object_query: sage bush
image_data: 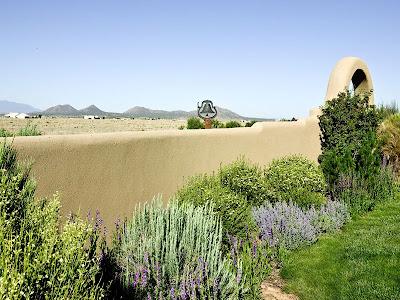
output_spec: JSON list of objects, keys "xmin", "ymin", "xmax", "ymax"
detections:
[{"xmin": 114, "ymin": 199, "xmax": 243, "ymax": 299}]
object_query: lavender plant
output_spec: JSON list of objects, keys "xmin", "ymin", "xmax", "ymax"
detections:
[
  {"xmin": 114, "ymin": 198, "xmax": 243, "ymax": 299},
  {"xmin": 227, "ymin": 235, "xmax": 271, "ymax": 300},
  {"xmin": 253, "ymin": 200, "xmax": 350, "ymax": 250}
]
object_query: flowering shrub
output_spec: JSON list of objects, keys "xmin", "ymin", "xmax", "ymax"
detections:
[
  {"xmin": 114, "ymin": 199, "xmax": 243, "ymax": 299},
  {"xmin": 332, "ymin": 167, "xmax": 396, "ymax": 215},
  {"xmin": 253, "ymin": 200, "xmax": 349, "ymax": 250},
  {"xmin": 227, "ymin": 235, "xmax": 271, "ymax": 300},
  {"xmin": 0, "ymin": 142, "xmax": 104, "ymax": 299},
  {"xmin": 264, "ymin": 155, "xmax": 327, "ymax": 207}
]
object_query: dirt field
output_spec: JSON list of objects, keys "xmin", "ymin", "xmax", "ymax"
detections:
[{"xmin": 0, "ymin": 117, "xmax": 187, "ymax": 135}]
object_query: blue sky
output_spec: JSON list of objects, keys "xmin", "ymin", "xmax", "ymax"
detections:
[{"xmin": 1, "ymin": 0, "xmax": 399, "ymax": 118}]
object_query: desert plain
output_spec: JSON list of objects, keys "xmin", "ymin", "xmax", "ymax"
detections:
[{"xmin": 0, "ymin": 117, "xmax": 189, "ymax": 135}]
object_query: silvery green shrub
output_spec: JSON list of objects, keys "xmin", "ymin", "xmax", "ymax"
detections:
[
  {"xmin": 0, "ymin": 141, "xmax": 104, "ymax": 299},
  {"xmin": 114, "ymin": 198, "xmax": 244, "ymax": 299},
  {"xmin": 264, "ymin": 155, "xmax": 327, "ymax": 207},
  {"xmin": 253, "ymin": 200, "xmax": 349, "ymax": 250}
]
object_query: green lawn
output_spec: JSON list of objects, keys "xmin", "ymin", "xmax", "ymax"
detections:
[{"xmin": 281, "ymin": 195, "xmax": 400, "ymax": 300}]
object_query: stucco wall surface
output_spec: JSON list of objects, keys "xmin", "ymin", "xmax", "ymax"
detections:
[
  {"xmin": 12, "ymin": 117, "xmax": 321, "ymax": 229},
  {"xmin": 325, "ymin": 56, "xmax": 374, "ymax": 103}
]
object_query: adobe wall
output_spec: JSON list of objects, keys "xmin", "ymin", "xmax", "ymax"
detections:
[
  {"xmin": 10, "ymin": 56, "xmax": 373, "ymax": 230},
  {"xmin": 13, "ymin": 116, "xmax": 320, "ymax": 229}
]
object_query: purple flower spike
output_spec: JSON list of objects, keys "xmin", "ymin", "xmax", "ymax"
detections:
[
  {"xmin": 141, "ymin": 266, "xmax": 148, "ymax": 288},
  {"xmin": 170, "ymin": 287, "xmax": 176, "ymax": 300},
  {"xmin": 179, "ymin": 281, "xmax": 188, "ymax": 300},
  {"xmin": 133, "ymin": 271, "xmax": 140, "ymax": 288},
  {"xmin": 252, "ymin": 239, "xmax": 257, "ymax": 258}
]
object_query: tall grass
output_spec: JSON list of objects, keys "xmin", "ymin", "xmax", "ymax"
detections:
[
  {"xmin": 1, "ymin": 122, "xmax": 42, "ymax": 137},
  {"xmin": 0, "ymin": 128, "xmax": 13, "ymax": 137},
  {"xmin": 17, "ymin": 122, "xmax": 42, "ymax": 136},
  {"xmin": 378, "ymin": 113, "xmax": 400, "ymax": 175},
  {"xmin": 377, "ymin": 101, "xmax": 399, "ymax": 120}
]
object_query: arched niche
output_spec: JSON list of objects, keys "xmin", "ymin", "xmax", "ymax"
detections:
[{"xmin": 325, "ymin": 57, "xmax": 374, "ymax": 104}]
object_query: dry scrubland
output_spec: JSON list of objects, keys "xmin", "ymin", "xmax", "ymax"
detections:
[{"xmin": 0, "ymin": 117, "xmax": 189, "ymax": 135}]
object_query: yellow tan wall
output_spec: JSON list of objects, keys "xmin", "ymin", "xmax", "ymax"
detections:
[
  {"xmin": 325, "ymin": 56, "xmax": 374, "ymax": 104},
  {"xmin": 13, "ymin": 116, "xmax": 321, "ymax": 229}
]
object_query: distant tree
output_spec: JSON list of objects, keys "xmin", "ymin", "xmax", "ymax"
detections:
[
  {"xmin": 211, "ymin": 119, "xmax": 225, "ymax": 128},
  {"xmin": 245, "ymin": 120, "xmax": 257, "ymax": 127},
  {"xmin": 225, "ymin": 120, "xmax": 242, "ymax": 128}
]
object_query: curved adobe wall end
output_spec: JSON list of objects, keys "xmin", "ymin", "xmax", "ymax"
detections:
[{"xmin": 325, "ymin": 57, "xmax": 374, "ymax": 104}]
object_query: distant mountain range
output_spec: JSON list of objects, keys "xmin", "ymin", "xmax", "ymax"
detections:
[
  {"xmin": 123, "ymin": 106, "xmax": 246, "ymax": 120},
  {"xmin": 1, "ymin": 100, "xmax": 272, "ymax": 120},
  {"xmin": 0, "ymin": 100, "xmax": 41, "ymax": 114}
]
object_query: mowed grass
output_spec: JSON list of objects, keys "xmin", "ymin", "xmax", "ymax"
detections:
[{"xmin": 281, "ymin": 195, "xmax": 400, "ymax": 300}]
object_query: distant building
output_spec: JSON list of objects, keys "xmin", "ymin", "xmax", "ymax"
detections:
[
  {"xmin": 4, "ymin": 112, "xmax": 31, "ymax": 119},
  {"xmin": 4, "ymin": 112, "xmax": 19, "ymax": 118},
  {"xmin": 83, "ymin": 115, "xmax": 100, "ymax": 120},
  {"xmin": 16, "ymin": 113, "xmax": 30, "ymax": 119}
]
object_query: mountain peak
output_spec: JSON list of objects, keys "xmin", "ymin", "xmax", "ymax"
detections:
[
  {"xmin": 43, "ymin": 104, "xmax": 79, "ymax": 115},
  {"xmin": 79, "ymin": 105, "xmax": 105, "ymax": 115},
  {"xmin": 0, "ymin": 100, "xmax": 41, "ymax": 113}
]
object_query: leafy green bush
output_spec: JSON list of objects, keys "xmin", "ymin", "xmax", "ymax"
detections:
[
  {"xmin": 219, "ymin": 157, "xmax": 278, "ymax": 206},
  {"xmin": 211, "ymin": 118, "xmax": 225, "ymax": 128},
  {"xmin": 225, "ymin": 120, "xmax": 242, "ymax": 128},
  {"xmin": 114, "ymin": 199, "xmax": 243, "ymax": 299},
  {"xmin": 176, "ymin": 174, "xmax": 255, "ymax": 240},
  {"xmin": 318, "ymin": 90, "xmax": 381, "ymax": 187},
  {"xmin": 245, "ymin": 120, "xmax": 257, "ymax": 127},
  {"xmin": 317, "ymin": 90, "xmax": 396, "ymax": 214},
  {"xmin": 0, "ymin": 142, "xmax": 35, "ymax": 229},
  {"xmin": 17, "ymin": 122, "xmax": 42, "ymax": 136},
  {"xmin": 0, "ymin": 142, "xmax": 104, "ymax": 299},
  {"xmin": 187, "ymin": 117, "xmax": 204, "ymax": 129},
  {"xmin": 0, "ymin": 128, "xmax": 13, "ymax": 137},
  {"xmin": 264, "ymin": 155, "xmax": 327, "ymax": 207}
]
